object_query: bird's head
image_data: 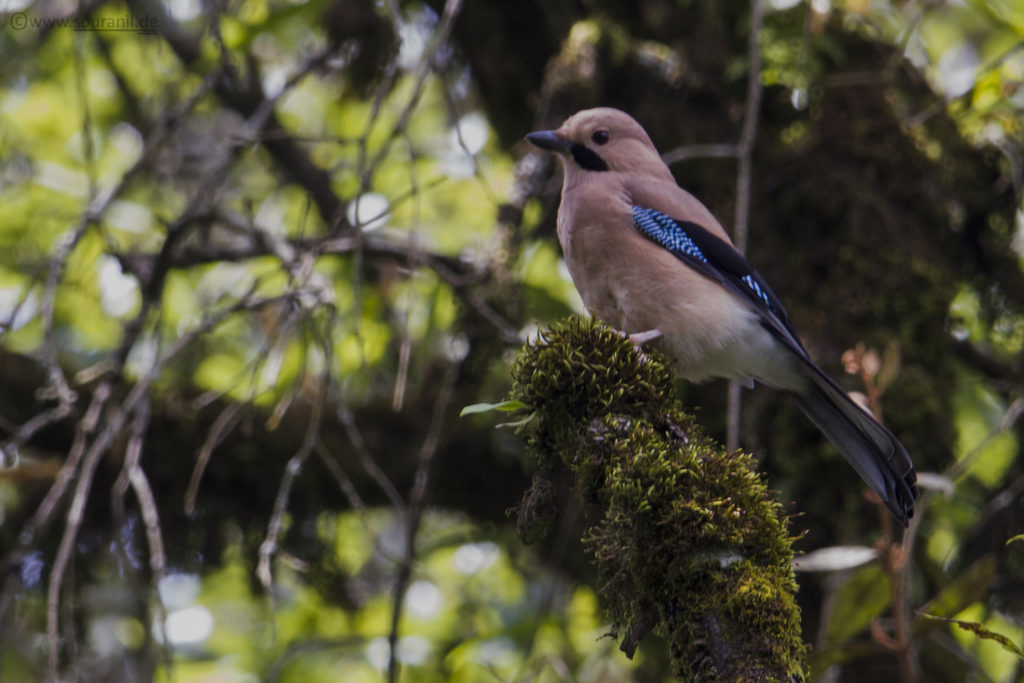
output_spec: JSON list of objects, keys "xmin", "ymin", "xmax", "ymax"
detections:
[{"xmin": 525, "ymin": 108, "xmax": 669, "ymax": 179}]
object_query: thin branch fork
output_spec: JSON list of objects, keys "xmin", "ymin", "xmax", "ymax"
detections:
[
  {"xmin": 256, "ymin": 373, "xmax": 327, "ymax": 597},
  {"xmin": 386, "ymin": 362, "xmax": 459, "ymax": 683}
]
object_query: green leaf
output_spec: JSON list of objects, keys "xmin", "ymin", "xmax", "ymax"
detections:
[
  {"xmin": 460, "ymin": 400, "xmax": 531, "ymax": 417},
  {"xmin": 792, "ymin": 545, "xmax": 878, "ymax": 572},
  {"xmin": 496, "ymin": 411, "xmax": 536, "ymax": 429},
  {"xmin": 825, "ymin": 564, "xmax": 890, "ymax": 641},
  {"xmin": 916, "ymin": 555, "xmax": 996, "ymax": 626},
  {"xmin": 1006, "ymin": 534, "xmax": 1024, "ymax": 547},
  {"xmin": 916, "ymin": 612, "xmax": 1024, "ymax": 659}
]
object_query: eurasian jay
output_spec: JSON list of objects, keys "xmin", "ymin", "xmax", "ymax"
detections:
[{"xmin": 526, "ymin": 107, "xmax": 918, "ymax": 525}]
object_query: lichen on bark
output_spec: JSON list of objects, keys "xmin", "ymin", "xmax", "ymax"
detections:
[{"xmin": 507, "ymin": 317, "xmax": 807, "ymax": 681}]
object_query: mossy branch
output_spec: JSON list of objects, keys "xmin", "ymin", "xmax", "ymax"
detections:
[{"xmin": 506, "ymin": 318, "xmax": 807, "ymax": 681}]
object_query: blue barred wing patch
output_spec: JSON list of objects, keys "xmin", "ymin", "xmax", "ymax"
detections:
[
  {"xmin": 742, "ymin": 274, "xmax": 772, "ymax": 308},
  {"xmin": 632, "ymin": 206, "xmax": 707, "ymax": 263}
]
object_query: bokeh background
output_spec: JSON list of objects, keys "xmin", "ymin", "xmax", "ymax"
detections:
[{"xmin": 0, "ymin": 0, "xmax": 1022, "ymax": 680}]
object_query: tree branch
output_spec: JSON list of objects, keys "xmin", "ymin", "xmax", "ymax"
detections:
[
  {"xmin": 504, "ymin": 319, "xmax": 806, "ymax": 680},
  {"xmin": 125, "ymin": 0, "xmax": 346, "ymax": 227}
]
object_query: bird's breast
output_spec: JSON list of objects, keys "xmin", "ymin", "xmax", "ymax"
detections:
[{"xmin": 555, "ymin": 187, "xmax": 801, "ymax": 387}]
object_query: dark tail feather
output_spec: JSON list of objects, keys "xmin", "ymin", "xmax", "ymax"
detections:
[{"xmin": 789, "ymin": 365, "xmax": 918, "ymax": 526}]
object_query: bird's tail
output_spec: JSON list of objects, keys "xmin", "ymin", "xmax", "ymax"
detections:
[{"xmin": 788, "ymin": 364, "xmax": 918, "ymax": 526}]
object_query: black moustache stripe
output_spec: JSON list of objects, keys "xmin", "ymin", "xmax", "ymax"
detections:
[{"xmin": 570, "ymin": 143, "xmax": 610, "ymax": 172}]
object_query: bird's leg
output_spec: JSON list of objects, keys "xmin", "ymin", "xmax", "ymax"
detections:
[
  {"xmin": 610, "ymin": 327, "xmax": 663, "ymax": 346},
  {"xmin": 628, "ymin": 328, "xmax": 663, "ymax": 346},
  {"xmin": 611, "ymin": 328, "xmax": 663, "ymax": 365}
]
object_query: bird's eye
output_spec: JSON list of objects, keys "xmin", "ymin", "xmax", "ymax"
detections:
[{"xmin": 591, "ymin": 130, "xmax": 609, "ymax": 145}]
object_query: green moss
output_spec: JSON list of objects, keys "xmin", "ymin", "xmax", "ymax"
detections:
[{"xmin": 507, "ymin": 318, "xmax": 807, "ymax": 681}]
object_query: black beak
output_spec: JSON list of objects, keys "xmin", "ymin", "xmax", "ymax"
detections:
[{"xmin": 526, "ymin": 129, "xmax": 572, "ymax": 152}]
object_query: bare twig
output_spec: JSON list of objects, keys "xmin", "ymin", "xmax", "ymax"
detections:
[
  {"xmin": 662, "ymin": 143, "xmax": 740, "ymax": 166},
  {"xmin": 392, "ymin": 135, "xmax": 424, "ymax": 412},
  {"xmin": 872, "ymin": 492, "xmax": 917, "ymax": 683},
  {"xmin": 313, "ymin": 440, "xmax": 408, "ymax": 569},
  {"xmin": 111, "ymin": 398, "xmax": 174, "ymax": 677},
  {"xmin": 73, "ymin": 31, "xmax": 98, "ymax": 201},
  {"xmin": 386, "ymin": 362, "xmax": 458, "ymax": 683},
  {"xmin": 727, "ymin": 0, "xmax": 765, "ymax": 451},
  {"xmin": 38, "ymin": 224, "xmax": 87, "ymax": 413},
  {"xmin": 438, "ymin": 67, "xmax": 499, "ymax": 203},
  {"xmin": 46, "ymin": 381, "xmax": 115, "ymax": 680},
  {"xmin": 23, "ymin": 384, "xmax": 111, "ymax": 551},
  {"xmin": 314, "ymin": 440, "xmax": 370, "ymax": 523},
  {"xmin": 843, "ymin": 342, "xmax": 918, "ymax": 682},
  {"xmin": 362, "ymin": 0, "xmax": 465, "ymax": 183},
  {"xmin": 947, "ymin": 396, "xmax": 1024, "ymax": 481},
  {"xmin": 0, "ymin": 402, "xmax": 74, "ymax": 467},
  {"xmin": 185, "ymin": 402, "xmax": 246, "ymax": 516},
  {"xmin": 256, "ymin": 322, "xmax": 334, "ymax": 602},
  {"xmin": 333, "ymin": 396, "xmax": 406, "ymax": 513}
]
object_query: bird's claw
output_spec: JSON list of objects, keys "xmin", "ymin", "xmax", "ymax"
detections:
[{"xmin": 628, "ymin": 329, "xmax": 663, "ymax": 346}]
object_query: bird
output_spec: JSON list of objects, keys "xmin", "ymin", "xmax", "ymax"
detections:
[{"xmin": 526, "ymin": 107, "xmax": 918, "ymax": 525}]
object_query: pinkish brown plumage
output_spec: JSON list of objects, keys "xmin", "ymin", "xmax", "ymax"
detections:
[{"xmin": 527, "ymin": 107, "xmax": 917, "ymax": 524}]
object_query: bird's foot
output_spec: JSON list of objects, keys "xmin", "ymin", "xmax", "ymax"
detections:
[
  {"xmin": 628, "ymin": 329, "xmax": 663, "ymax": 346},
  {"xmin": 612, "ymin": 328, "xmax": 663, "ymax": 366}
]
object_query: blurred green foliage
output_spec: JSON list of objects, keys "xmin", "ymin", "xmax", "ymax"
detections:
[{"xmin": 0, "ymin": 0, "xmax": 1022, "ymax": 681}]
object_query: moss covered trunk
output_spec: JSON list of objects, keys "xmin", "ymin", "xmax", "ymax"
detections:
[{"xmin": 508, "ymin": 319, "xmax": 806, "ymax": 681}]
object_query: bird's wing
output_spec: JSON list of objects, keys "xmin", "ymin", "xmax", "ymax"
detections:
[
  {"xmin": 629, "ymin": 203, "xmax": 917, "ymax": 522},
  {"xmin": 630, "ymin": 205, "xmax": 807, "ymax": 357}
]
